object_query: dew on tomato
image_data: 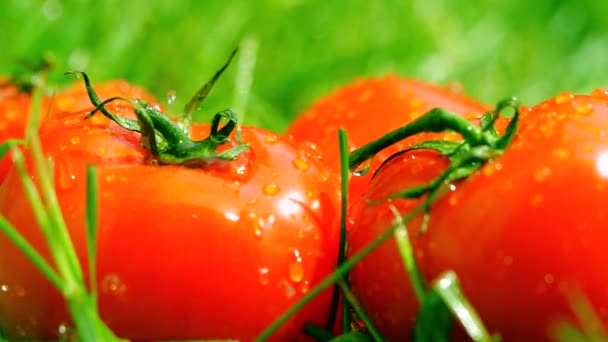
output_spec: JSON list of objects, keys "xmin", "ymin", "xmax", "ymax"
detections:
[{"xmin": 348, "ymin": 92, "xmax": 608, "ymax": 341}]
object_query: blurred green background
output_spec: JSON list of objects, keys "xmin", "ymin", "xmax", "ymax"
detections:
[{"xmin": 2, "ymin": 0, "xmax": 608, "ymax": 132}]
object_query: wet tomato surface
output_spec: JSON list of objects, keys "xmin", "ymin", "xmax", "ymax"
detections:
[
  {"xmin": 348, "ymin": 90, "xmax": 608, "ymax": 340},
  {"xmin": 0, "ymin": 104, "xmax": 341, "ymax": 340},
  {"xmin": 288, "ymin": 75, "xmax": 489, "ymax": 203}
]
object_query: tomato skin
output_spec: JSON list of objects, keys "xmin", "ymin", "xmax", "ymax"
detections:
[
  {"xmin": 348, "ymin": 93, "xmax": 608, "ymax": 340},
  {"xmin": 0, "ymin": 79, "xmax": 159, "ymax": 183},
  {"xmin": 287, "ymin": 74, "xmax": 489, "ymax": 203},
  {"xmin": 0, "ymin": 111, "xmax": 341, "ymax": 340}
]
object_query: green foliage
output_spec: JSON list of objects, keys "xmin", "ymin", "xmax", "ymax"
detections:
[{"xmin": 2, "ymin": 0, "xmax": 608, "ymax": 132}]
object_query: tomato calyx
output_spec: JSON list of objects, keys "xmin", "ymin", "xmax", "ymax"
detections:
[
  {"xmin": 349, "ymin": 98, "xmax": 520, "ymax": 232},
  {"xmin": 66, "ymin": 49, "xmax": 251, "ymax": 167}
]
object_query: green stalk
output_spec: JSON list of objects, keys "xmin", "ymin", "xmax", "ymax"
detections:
[
  {"xmin": 433, "ymin": 272, "xmax": 493, "ymax": 342},
  {"xmin": 0, "ymin": 215, "xmax": 64, "ymax": 291},
  {"xmin": 336, "ymin": 278, "xmax": 382, "ymax": 341},
  {"xmin": 86, "ymin": 165, "xmax": 99, "ymax": 310},
  {"xmin": 255, "ymin": 190, "xmax": 441, "ymax": 341}
]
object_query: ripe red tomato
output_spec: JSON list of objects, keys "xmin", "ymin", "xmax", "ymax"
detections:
[
  {"xmin": 0, "ymin": 78, "xmax": 159, "ymax": 183},
  {"xmin": 348, "ymin": 90, "xmax": 608, "ymax": 340},
  {"xmin": 0, "ymin": 103, "xmax": 341, "ymax": 340},
  {"xmin": 287, "ymin": 75, "xmax": 489, "ymax": 203}
]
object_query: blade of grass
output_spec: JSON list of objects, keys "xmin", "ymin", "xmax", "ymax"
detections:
[
  {"xmin": 0, "ymin": 139, "xmax": 24, "ymax": 159},
  {"xmin": 433, "ymin": 271, "xmax": 493, "ymax": 342},
  {"xmin": 336, "ymin": 278, "xmax": 382, "ymax": 341},
  {"xmin": 85, "ymin": 165, "xmax": 99, "ymax": 310},
  {"xmin": 303, "ymin": 322, "xmax": 335, "ymax": 341},
  {"xmin": 232, "ymin": 34, "xmax": 258, "ymax": 125},
  {"xmin": 255, "ymin": 187, "xmax": 447, "ymax": 341},
  {"xmin": 25, "ymin": 87, "xmax": 85, "ymax": 289},
  {"xmin": 326, "ymin": 128, "xmax": 351, "ymax": 331},
  {"xmin": 390, "ymin": 205, "xmax": 426, "ymax": 303},
  {"xmin": 0, "ymin": 214, "xmax": 64, "ymax": 291}
]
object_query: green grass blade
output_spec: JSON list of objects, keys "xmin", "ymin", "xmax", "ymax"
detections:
[
  {"xmin": 255, "ymin": 188, "xmax": 443, "ymax": 341},
  {"xmin": 0, "ymin": 214, "xmax": 64, "ymax": 291},
  {"xmin": 85, "ymin": 165, "xmax": 99, "ymax": 309},
  {"xmin": 232, "ymin": 34, "xmax": 258, "ymax": 125},
  {"xmin": 0, "ymin": 139, "xmax": 24, "ymax": 159},
  {"xmin": 336, "ymin": 278, "xmax": 382, "ymax": 341},
  {"xmin": 25, "ymin": 88, "xmax": 85, "ymax": 288},
  {"xmin": 390, "ymin": 206, "xmax": 427, "ymax": 303},
  {"xmin": 432, "ymin": 271, "xmax": 493, "ymax": 342}
]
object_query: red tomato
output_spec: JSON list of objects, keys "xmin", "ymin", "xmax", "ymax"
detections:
[
  {"xmin": 348, "ymin": 90, "xmax": 608, "ymax": 340},
  {"xmin": 0, "ymin": 78, "xmax": 159, "ymax": 183},
  {"xmin": 287, "ymin": 74, "xmax": 489, "ymax": 203},
  {"xmin": 0, "ymin": 104, "xmax": 341, "ymax": 340}
]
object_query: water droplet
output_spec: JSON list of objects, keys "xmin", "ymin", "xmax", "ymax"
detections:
[
  {"xmin": 318, "ymin": 172, "xmax": 329, "ymax": 183},
  {"xmin": 56, "ymin": 160, "xmax": 77, "ymax": 190},
  {"xmin": 288, "ymin": 262, "xmax": 304, "ymax": 283},
  {"xmin": 58, "ymin": 323, "xmax": 69, "ymax": 335},
  {"xmin": 1, "ymin": 284, "xmax": 8, "ymax": 293},
  {"xmin": 281, "ymin": 279, "xmax": 296, "ymax": 298},
  {"xmin": 300, "ymin": 280, "xmax": 310, "ymax": 293},
  {"xmin": 591, "ymin": 88, "xmax": 608, "ymax": 98},
  {"xmin": 101, "ymin": 274, "xmax": 127, "ymax": 294},
  {"xmin": 90, "ymin": 114, "xmax": 107, "ymax": 126},
  {"xmin": 167, "ymin": 90, "xmax": 176, "ymax": 104},
  {"xmin": 224, "ymin": 211, "xmax": 240, "ymax": 222},
  {"xmin": 553, "ymin": 148, "xmax": 570, "ymax": 159},
  {"xmin": 258, "ymin": 267, "xmax": 270, "ymax": 285},
  {"xmin": 576, "ymin": 104, "xmax": 592, "ymax": 114},
  {"xmin": 252, "ymin": 216, "xmax": 264, "ymax": 238},
  {"xmin": 544, "ymin": 273, "xmax": 555, "ymax": 284},
  {"xmin": 353, "ymin": 158, "xmax": 373, "ymax": 176},
  {"xmin": 298, "ymin": 141, "xmax": 323, "ymax": 160},
  {"xmin": 534, "ymin": 167, "xmax": 552, "ymax": 183},
  {"xmin": 449, "ymin": 184, "xmax": 456, "ymax": 191},
  {"xmin": 63, "ymin": 118, "xmax": 80, "ymax": 127},
  {"xmin": 555, "ymin": 92, "xmax": 574, "ymax": 104},
  {"xmin": 70, "ymin": 137, "xmax": 80, "ymax": 145},
  {"xmin": 263, "ymin": 183, "xmax": 280, "ymax": 196},
  {"xmin": 292, "ymin": 157, "xmax": 309, "ymax": 171},
  {"xmin": 264, "ymin": 134, "xmax": 279, "ymax": 145},
  {"xmin": 409, "ymin": 98, "xmax": 423, "ymax": 108},
  {"xmin": 98, "ymin": 147, "xmax": 107, "ymax": 156}
]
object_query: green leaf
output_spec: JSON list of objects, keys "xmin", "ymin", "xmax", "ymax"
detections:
[
  {"xmin": 392, "ymin": 209, "xmax": 426, "ymax": 303},
  {"xmin": 406, "ymin": 140, "xmax": 463, "ymax": 156},
  {"xmin": 432, "ymin": 272, "xmax": 493, "ymax": 342},
  {"xmin": 328, "ymin": 332, "xmax": 374, "ymax": 342},
  {"xmin": 413, "ymin": 288, "xmax": 452, "ymax": 342}
]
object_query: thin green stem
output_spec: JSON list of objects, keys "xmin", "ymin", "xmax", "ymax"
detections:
[
  {"xmin": 85, "ymin": 165, "xmax": 99, "ymax": 310},
  {"xmin": 390, "ymin": 206, "xmax": 427, "ymax": 303},
  {"xmin": 256, "ymin": 189, "xmax": 441, "ymax": 341},
  {"xmin": 181, "ymin": 48, "xmax": 238, "ymax": 129},
  {"xmin": 11, "ymin": 148, "xmax": 52, "ymax": 237},
  {"xmin": 232, "ymin": 35, "xmax": 258, "ymax": 125},
  {"xmin": 349, "ymin": 108, "xmax": 482, "ymax": 171},
  {"xmin": 327, "ymin": 128, "xmax": 351, "ymax": 332},
  {"xmin": 433, "ymin": 271, "xmax": 492, "ymax": 342},
  {"xmin": 336, "ymin": 278, "xmax": 383, "ymax": 341},
  {"xmin": 26, "ymin": 90, "xmax": 85, "ymax": 290},
  {"xmin": 0, "ymin": 215, "xmax": 64, "ymax": 292}
]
